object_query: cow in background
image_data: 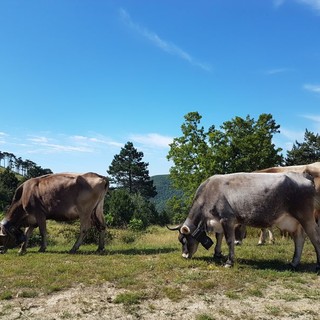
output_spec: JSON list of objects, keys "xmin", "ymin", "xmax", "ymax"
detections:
[
  {"xmin": 235, "ymin": 162, "xmax": 320, "ymax": 246},
  {"xmin": 0, "ymin": 172, "xmax": 108, "ymax": 254},
  {"xmin": 169, "ymin": 172, "xmax": 320, "ymax": 270}
]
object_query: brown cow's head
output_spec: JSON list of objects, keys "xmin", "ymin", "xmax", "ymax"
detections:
[{"xmin": 0, "ymin": 219, "xmax": 26, "ymax": 251}]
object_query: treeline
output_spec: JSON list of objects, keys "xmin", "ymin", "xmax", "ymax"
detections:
[
  {"xmin": 0, "ymin": 151, "xmax": 52, "ymax": 177},
  {"xmin": 1, "ymin": 112, "xmax": 320, "ymax": 229}
]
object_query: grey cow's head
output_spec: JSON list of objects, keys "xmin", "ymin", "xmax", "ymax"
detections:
[{"xmin": 168, "ymin": 219, "xmax": 213, "ymax": 259}]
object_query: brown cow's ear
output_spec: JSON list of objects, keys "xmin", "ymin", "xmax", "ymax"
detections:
[
  {"xmin": 0, "ymin": 226, "xmax": 6, "ymax": 236},
  {"xmin": 180, "ymin": 225, "xmax": 191, "ymax": 235}
]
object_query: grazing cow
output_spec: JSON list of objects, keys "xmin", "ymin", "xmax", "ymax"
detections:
[
  {"xmin": 0, "ymin": 172, "xmax": 108, "ymax": 254},
  {"xmin": 235, "ymin": 162, "xmax": 320, "ymax": 246},
  {"xmin": 169, "ymin": 172, "xmax": 320, "ymax": 270},
  {"xmin": 258, "ymin": 162, "xmax": 320, "ymax": 222}
]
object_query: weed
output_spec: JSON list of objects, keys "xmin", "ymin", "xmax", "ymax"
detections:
[
  {"xmin": 265, "ymin": 305, "xmax": 283, "ymax": 317},
  {"xmin": 0, "ymin": 291, "xmax": 13, "ymax": 300},
  {"xmin": 196, "ymin": 314, "xmax": 216, "ymax": 320},
  {"xmin": 162, "ymin": 287, "xmax": 183, "ymax": 301},
  {"xmin": 114, "ymin": 292, "xmax": 145, "ymax": 305}
]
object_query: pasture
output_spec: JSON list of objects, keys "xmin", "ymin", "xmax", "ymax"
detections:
[{"xmin": 1, "ymin": 223, "xmax": 320, "ymax": 319}]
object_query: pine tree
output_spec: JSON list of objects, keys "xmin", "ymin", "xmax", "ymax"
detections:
[{"xmin": 107, "ymin": 142, "xmax": 157, "ymax": 198}]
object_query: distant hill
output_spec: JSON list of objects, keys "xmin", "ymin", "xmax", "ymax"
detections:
[{"xmin": 151, "ymin": 174, "xmax": 182, "ymax": 212}]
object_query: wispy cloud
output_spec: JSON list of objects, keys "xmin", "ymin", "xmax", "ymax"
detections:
[
  {"xmin": 303, "ymin": 84, "xmax": 320, "ymax": 94},
  {"xmin": 297, "ymin": 0, "xmax": 320, "ymax": 14},
  {"xmin": 264, "ymin": 68, "xmax": 292, "ymax": 75},
  {"xmin": 275, "ymin": 0, "xmax": 320, "ymax": 14},
  {"xmin": 130, "ymin": 133, "xmax": 173, "ymax": 149},
  {"xmin": 273, "ymin": 0, "xmax": 286, "ymax": 8},
  {"xmin": 280, "ymin": 127, "xmax": 305, "ymax": 141},
  {"xmin": 302, "ymin": 114, "xmax": 320, "ymax": 122},
  {"xmin": 119, "ymin": 8, "xmax": 211, "ymax": 72}
]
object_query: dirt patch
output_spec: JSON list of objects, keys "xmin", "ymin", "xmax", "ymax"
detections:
[{"xmin": 1, "ymin": 280, "xmax": 320, "ymax": 320}]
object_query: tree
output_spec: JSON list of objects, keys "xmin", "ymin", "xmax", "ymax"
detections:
[
  {"xmin": 167, "ymin": 112, "xmax": 216, "ymax": 204},
  {"xmin": 23, "ymin": 165, "xmax": 52, "ymax": 180},
  {"xmin": 105, "ymin": 189, "xmax": 135, "ymax": 227},
  {"xmin": 0, "ymin": 167, "xmax": 19, "ymax": 211},
  {"xmin": 210, "ymin": 113, "xmax": 283, "ymax": 173},
  {"xmin": 107, "ymin": 142, "xmax": 157, "ymax": 198},
  {"xmin": 167, "ymin": 112, "xmax": 283, "ymax": 215},
  {"xmin": 285, "ymin": 129, "xmax": 320, "ymax": 165}
]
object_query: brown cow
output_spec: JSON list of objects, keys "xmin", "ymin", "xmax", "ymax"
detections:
[
  {"xmin": 0, "ymin": 172, "xmax": 108, "ymax": 254},
  {"xmin": 235, "ymin": 162, "xmax": 320, "ymax": 245},
  {"xmin": 258, "ymin": 162, "xmax": 320, "ymax": 222}
]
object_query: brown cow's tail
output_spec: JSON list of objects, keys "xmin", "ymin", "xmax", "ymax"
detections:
[{"xmin": 91, "ymin": 205, "xmax": 106, "ymax": 232}]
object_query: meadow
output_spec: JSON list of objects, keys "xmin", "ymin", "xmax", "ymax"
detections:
[{"xmin": 1, "ymin": 223, "xmax": 320, "ymax": 319}]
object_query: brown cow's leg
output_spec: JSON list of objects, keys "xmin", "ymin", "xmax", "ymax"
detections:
[
  {"xmin": 268, "ymin": 228, "xmax": 275, "ymax": 244},
  {"xmin": 70, "ymin": 220, "xmax": 91, "ymax": 253},
  {"xmin": 300, "ymin": 221, "xmax": 320, "ymax": 271},
  {"xmin": 258, "ymin": 228, "xmax": 267, "ymax": 245},
  {"xmin": 290, "ymin": 225, "xmax": 306, "ymax": 268},
  {"xmin": 37, "ymin": 217, "xmax": 48, "ymax": 253},
  {"xmin": 18, "ymin": 226, "xmax": 35, "ymax": 255},
  {"xmin": 97, "ymin": 228, "xmax": 106, "ymax": 253}
]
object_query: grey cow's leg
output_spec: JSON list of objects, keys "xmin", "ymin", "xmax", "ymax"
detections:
[
  {"xmin": 221, "ymin": 219, "xmax": 236, "ymax": 267},
  {"xmin": 213, "ymin": 232, "xmax": 224, "ymax": 259}
]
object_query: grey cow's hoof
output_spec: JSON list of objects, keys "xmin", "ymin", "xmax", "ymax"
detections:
[{"xmin": 224, "ymin": 263, "xmax": 233, "ymax": 268}]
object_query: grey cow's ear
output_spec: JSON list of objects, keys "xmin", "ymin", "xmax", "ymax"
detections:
[{"xmin": 180, "ymin": 225, "xmax": 191, "ymax": 235}]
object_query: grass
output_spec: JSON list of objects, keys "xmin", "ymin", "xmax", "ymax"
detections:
[{"xmin": 0, "ymin": 223, "xmax": 320, "ymax": 312}]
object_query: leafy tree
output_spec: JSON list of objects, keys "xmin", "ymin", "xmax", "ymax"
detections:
[
  {"xmin": 0, "ymin": 168, "xmax": 19, "ymax": 211},
  {"xmin": 105, "ymin": 189, "xmax": 135, "ymax": 227},
  {"xmin": 107, "ymin": 142, "xmax": 157, "ymax": 198},
  {"xmin": 210, "ymin": 113, "xmax": 283, "ymax": 173},
  {"xmin": 167, "ymin": 112, "xmax": 216, "ymax": 204},
  {"xmin": 285, "ymin": 129, "xmax": 320, "ymax": 165},
  {"xmin": 167, "ymin": 112, "xmax": 283, "ymax": 217}
]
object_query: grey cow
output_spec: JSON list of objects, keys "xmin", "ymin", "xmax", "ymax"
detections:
[{"xmin": 169, "ymin": 172, "xmax": 320, "ymax": 271}]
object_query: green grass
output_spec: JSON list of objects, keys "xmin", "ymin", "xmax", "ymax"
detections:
[{"xmin": 0, "ymin": 223, "xmax": 320, "ymax": 309}]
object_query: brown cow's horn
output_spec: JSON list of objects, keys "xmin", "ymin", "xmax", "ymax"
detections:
[{"xmin": 166, "ymin": 224, "xmax": 182, "ymax": 231}]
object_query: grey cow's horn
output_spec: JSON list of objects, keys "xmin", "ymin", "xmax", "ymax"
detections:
[{"xmin": 166, "ymin": 224, "xmax": 182, "ymax": 231}]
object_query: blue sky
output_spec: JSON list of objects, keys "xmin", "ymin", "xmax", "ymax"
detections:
[{"xmin": 0, "ymin": 0, "xmax": 320, "ymax": 177}]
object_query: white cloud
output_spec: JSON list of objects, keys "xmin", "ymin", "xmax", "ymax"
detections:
[
  {"xmin": 297, "ymin": 0, "xmax": 320, "ymax": 13},
  {"xmin": 129, "ymin": 133, "xmax": 173, "ymax": 149},
  {"xmin": 119, "ymin": 8, "xmax": 212, "ymax": 72},
  {"xmin": 303, "ymin": 84, "xmax": 320, "ymax": 93},
  {"xmin": 274, "ymin": 0, "xmax": 320, "ymax": 14},
  {"xmin": 273, "ymin": 0, "xmax": 286, "ymax": 8}
]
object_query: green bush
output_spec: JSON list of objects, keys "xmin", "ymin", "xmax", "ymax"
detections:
[{"xmin": 128, "ymin": 218, "xmax": 144, "ymax": 231}]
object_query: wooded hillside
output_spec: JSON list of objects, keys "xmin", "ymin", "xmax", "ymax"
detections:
[{"xmin": 151, "ymin": 174, "xmax": 182, "ymax": 212}]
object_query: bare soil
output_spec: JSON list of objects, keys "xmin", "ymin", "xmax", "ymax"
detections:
[{"xmin": 1, "ymin": 280, "xmax": 320, "ymax": 320}]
